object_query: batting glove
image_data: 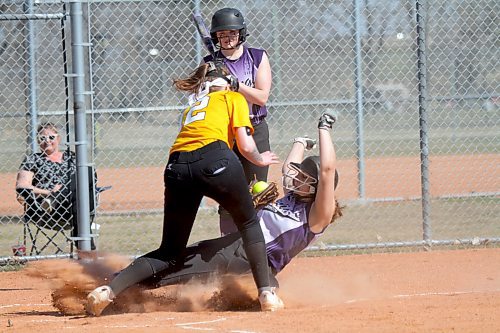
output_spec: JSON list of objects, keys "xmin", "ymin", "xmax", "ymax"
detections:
[
  {"xmin": 294, "ymin": 137, "xmax": 317, "ymax": 150},
  {"xmin": 318, "ymin": 110, "xmax": 337, "ymax": 130}
]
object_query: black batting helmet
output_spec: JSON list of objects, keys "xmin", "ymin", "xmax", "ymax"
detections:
[
  {"xmin": 285, "ymin": 156, "xmax": 339, "ymax": 202},
  {"xmin": 210, "ymin": 8, "xmax": 248, "ymax": 47}
]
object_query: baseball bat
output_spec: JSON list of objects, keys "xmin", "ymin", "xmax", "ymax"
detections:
[{"xmin": 192, "ymin": 13, "xmax": 216, "ymax": 58}]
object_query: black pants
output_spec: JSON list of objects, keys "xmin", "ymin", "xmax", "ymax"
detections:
[
  {"xmin": 154, "ymin": 232, "xmax": 279, "ymax": 288},
  {"xmin": 220, "ymin": 120, "xmax": 271, "ymax": 234},
  {"xmin": 109, "ymin": 141, "xmax": 270, "ymax": 296}
]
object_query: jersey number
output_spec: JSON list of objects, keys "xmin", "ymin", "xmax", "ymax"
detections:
[{"xmin": 184, "ymin": 95, "xmax": 210, "ymax": 125}]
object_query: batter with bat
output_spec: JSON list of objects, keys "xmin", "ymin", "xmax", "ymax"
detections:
[
  {"xmin": 195, "ymin": 8, "xmax": 274, "ymax": 236},
  {"xmin": 86, "ymin": 111, "xmax": 341, "ymax": 316},
  {"xmin": 86, "ymin": 60, "xmax": 282, "ymax": 315}
]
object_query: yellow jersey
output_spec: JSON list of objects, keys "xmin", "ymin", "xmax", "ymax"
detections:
[{"xmin": 170, "ymin": 90, "xmax": 254, "ymax": 153}]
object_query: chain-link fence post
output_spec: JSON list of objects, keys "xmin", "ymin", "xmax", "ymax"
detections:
[
  {"xmin": 69, "ymin": 0, "xmax": 92, "ymax": 252},
  {"xmin": 416, "ymin": 0, "xmax": 432, "ymax": 244},
  {"xmin": 23, "ymin": 0, "xmax": 38, "ymax": 154},
  {"xmin": 353, "ymin": 0, "xmax": 366, "ymax": 200}
]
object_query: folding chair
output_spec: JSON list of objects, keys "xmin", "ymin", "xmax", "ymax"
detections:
[
  {"xmin": 18, "ymin": 188, "xmax": 74, "ymax": 255},
  {"xmin": 17, "ymin": 166, "xmax": 110, "ymax": 256}
]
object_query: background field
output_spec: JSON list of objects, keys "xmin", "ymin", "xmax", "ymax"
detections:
[
  {"xmin": 1, "ymin": 153, "xmax": 498, "ymax": 257},
  {"xmin": 1, "ymin": 0, "xmax": 498, "ymax": 261}
]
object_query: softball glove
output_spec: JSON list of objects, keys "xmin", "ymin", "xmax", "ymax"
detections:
[{"xmin": 250, "ymin": 181, "xmax": 279, "ymax": 210}]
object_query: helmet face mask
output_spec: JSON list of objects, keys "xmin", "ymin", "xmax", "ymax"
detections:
[
  {"xmin": 210, "ymin": 8, "xmax": 248, "ymax": 48},
  {"xmin": 282, "ymin": 161, "xmax": 318, "ymax": 197},
  {"xmin": 282, "ymin": 155, "xmax": 339, "ymax": 202}
]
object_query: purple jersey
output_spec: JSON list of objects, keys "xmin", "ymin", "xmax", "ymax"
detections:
[
  {"xmin": 204, "ymin": 46, "xmax": 268, "ymax": 125},
  {"xmin": 258, "ymin": 192, "xmax": 324, "ymax": 273}
]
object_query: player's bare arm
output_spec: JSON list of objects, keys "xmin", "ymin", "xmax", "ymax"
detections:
[
  {"xmin": 237, "ymin": 53, "xmax": 271, "ymax": 106},
  {"xmin": 309, "ymin": 112, "xmax": 337, "ymax": 233},
  {"xmin": 235, "ymin": 126, "xmax": 279, "ymax": 167},
  {"xmin": 281, "ymin": 141, "xmax": 306, "ymax": 193}
]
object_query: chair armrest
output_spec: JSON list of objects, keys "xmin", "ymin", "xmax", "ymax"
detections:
[
  {"xmin": 96, "ymin": 185, "xmax": 112, "ymax": 193},
  {"xmin": 16, "ymin": 188, "xmax": 33, "ymax": 206}
]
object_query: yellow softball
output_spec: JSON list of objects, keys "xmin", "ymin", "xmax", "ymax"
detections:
[{"xmin": 252, "ymin": 181, "xmax": 269, "ymax": 194}]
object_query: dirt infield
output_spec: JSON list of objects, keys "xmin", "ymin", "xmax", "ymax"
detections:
[
  {"xmin": 1, "ymin": 153, "xmax": 498, "ymax": 215},
  {"xmin": 0, "ymin": 248, "xmax": 499, "ymax": 332}
]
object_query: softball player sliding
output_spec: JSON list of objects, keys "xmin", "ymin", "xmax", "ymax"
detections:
[
  {"xmin": 86, "ymin": 108, "xmax": 340, "ymax": 316},
  {"xmin": 86, "ymin": 61, "xmax": 281, "ymax": 316},
  {"xmin": 154, "ymin": 112, "xmax": 341, "ymax": 289}
]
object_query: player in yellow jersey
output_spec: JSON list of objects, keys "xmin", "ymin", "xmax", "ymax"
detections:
[
  {"xmin": 86, "ymin": 61, "xmax": 284, "ymax": 315},
  {"xmin": 170, "ymin": 81, "xmax": 251, "ymax": 153}
]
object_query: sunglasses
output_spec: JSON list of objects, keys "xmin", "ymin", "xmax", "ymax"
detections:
[{"xmin": 38, "ymin": 135, "xmax": 58, "ymax": 143}]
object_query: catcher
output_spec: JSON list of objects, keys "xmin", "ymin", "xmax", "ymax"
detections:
[{"xmin": 87, "ymin": 111, "xmax": 342, "ymax": 314}]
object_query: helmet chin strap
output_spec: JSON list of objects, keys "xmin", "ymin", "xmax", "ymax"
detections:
[
  {"xmin": 217, "ymin": 37, "xmax": 244, "ymax": 51},
  {"xmin": 218, "ymin": 43, "xmax": 242, "ymax": 51}
]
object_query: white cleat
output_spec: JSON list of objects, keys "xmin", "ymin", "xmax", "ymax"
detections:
[
  {"xmin": 86, "ymin": 285, "xmax": 113, "ymax": 316},
  {"xmin": 259, "ymin": 290, "xmax": 284, "ymax": 311}
]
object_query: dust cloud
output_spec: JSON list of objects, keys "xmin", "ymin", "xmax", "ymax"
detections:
[
  {"xmin": 25, "ymin": 255, "xmax": 260, "ymax": 315},
  {"xmin": 26, "ymin": 255, "xmax": 374, "ymax": 315}
]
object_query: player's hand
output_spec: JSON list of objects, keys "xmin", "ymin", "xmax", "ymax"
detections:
[
  {"xmin": 227, "ymin": 75, "xmax": 239, "ymax": 92},
  {"xmin": 294, "ymin": 137, "xmax": 317, "ymax": 150},
  {"xmin": 214, "ymin": 57, "xmax": 224, "ymax": 68},
  {"xmin": 259, "ymin": 151, "xmax": 280, "ymax": 166},
  {"xmin": 318, "ymin": 110, "xmax": 337, "ymax": 130}
]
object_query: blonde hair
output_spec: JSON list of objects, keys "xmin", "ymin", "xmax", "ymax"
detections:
[
  {"xmin": 37, "ymin": 122, "xmax": 59, "ymax": 135},
  {"xmin": 331, "ymin": 200, "xmax": 344, "ymax": 224}
]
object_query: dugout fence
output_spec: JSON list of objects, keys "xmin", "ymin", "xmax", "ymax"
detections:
[{"xmin": 0, "ymin": 0, "xmax": 498, "ymax": 268}]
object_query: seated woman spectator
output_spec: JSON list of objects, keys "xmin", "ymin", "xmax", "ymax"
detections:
[{"xmin": 15, "ymin": 122, "xmax": 96, "ymax": 251}]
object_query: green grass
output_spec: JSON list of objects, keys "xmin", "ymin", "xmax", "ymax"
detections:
[{"xmin": 1, "ymin": 196, "xmax": 498, "ymax": 261}]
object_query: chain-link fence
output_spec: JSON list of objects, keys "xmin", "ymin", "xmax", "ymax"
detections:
[{"xmin": 1, "ymin": 0, "xmax": 498, "ymax": 267}]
